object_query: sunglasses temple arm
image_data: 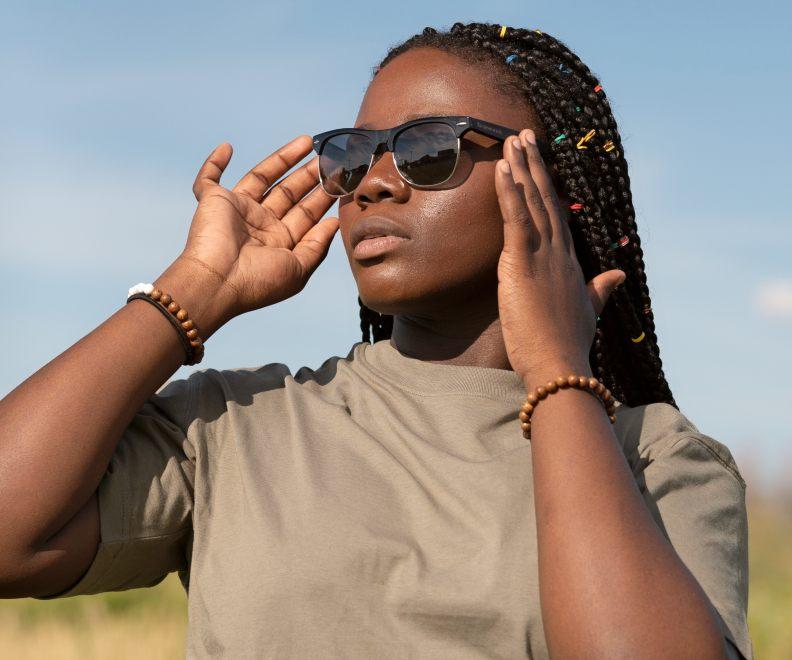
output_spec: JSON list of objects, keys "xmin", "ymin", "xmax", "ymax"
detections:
[
  {"xmin": 469, "ymin": 118, "xmax": 552, "ymax": 158},
  {"xmin": 468, "ymin": 117, "xmax": 517, "ymax": 140}
]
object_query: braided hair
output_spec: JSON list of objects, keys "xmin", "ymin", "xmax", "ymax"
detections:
[{"xmin": 358, "ymin": 22, "xmax": 676, "ymax": 409}]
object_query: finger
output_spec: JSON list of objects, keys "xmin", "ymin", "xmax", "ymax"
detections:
[
  {"xmin": 520, "ymin": 129, "xmax": 567, "ymax": 248},
  {"xmin": 193, "ymin": 142, "xmax": 233, "ymax": 202},
  {"xmin": 232, "ymin": 135, "xmax": 314, "ymax": 202},
  {"xmin": 292, "ymin": 216, "xmax": 340, "ymax": 277},
  {"xmin": 557, "ymin": 197, "xmax": 576, "ymax": 255},
  {"xmin": 495, "ymin": 159, "xmax": 538, "ymax": 255},
  {"xmin": 262, "ymin": 156, "xmax": 321, "ymax": 218},
  {"xmin": 280, "ymin": 182, "xmax": 337, "ymax": 245},
  {"xmin": 504, "ymin": 135, "xmax": 553, "ymax": 241},
  {"xmin": 587, "ymin": 269, "xmax": 626, "ymax": 316}
]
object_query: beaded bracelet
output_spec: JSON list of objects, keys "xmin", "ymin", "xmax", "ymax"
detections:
[
  {"xmin": 519, "ymin": 374, "xmax": 616, "ymax": 439},
  {"xmin": 126, "ymin": 283, "xmax": 205, "ymax": 365}
]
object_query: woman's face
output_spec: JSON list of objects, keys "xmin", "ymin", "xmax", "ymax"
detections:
[{"xmin": 337, "ymin": 47, "xmax": 549, "ymax": 317}]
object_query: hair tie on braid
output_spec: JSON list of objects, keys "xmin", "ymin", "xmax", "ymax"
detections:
[
  {"xmin": 593, "ymin": 84, "xmax": 603, "ymax": 93},
  {"xmin": 631, "ymin": 331, "xmax": 646, "ymax": 343},
  {"xmin": 559, "ymin": 63, "xmax": 572, "ymax": 74},
  {"xmin": 499, "ymin": 25, "xmax": 508, "ymax": 38},
  {"xmin": 505, "ymin": 53, "xmax": 518, "ymax": 64},
  {"xmin": 576, "ymin": 129, "xmax": 596, "ymax": 150}
]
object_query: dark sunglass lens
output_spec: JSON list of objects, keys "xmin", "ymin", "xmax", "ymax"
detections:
[
  {"xmin": 394, "ymin": 122, "xmax": 458, "ymax": 185},
  {"xmin": 318, "ymin": 133, "xmax": 373, "ymax": 195}
]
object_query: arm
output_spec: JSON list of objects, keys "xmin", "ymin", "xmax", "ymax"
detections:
[
  {"xmin": 493, "ymin": 128, "xmax": 732, "ymax": 658},
  {"xmin": 0, "ymin": 135, "xmax": 339, "ymax": 598},
  {"xmin": 0, "ymin": 257, "xmax": 232, "ymax": 597},
  {"xmin": 526, "ymin": 369, "xmax": 729, "ymax": 659}
]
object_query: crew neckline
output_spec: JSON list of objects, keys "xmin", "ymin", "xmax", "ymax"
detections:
[
  {"xmin": 355, "ymin": 338, "xmax": 528, "ymax": 402},
  {"xmin": 354, "ymin": 339, "xmax": 622, "ymax": 409}
]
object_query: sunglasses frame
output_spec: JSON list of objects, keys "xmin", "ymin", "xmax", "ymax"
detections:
[{"xmin": 312, "ymin": 115, "xmax": 546, "ymax": 198}]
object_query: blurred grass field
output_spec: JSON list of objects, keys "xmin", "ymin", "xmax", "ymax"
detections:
[{"xmin": 1, "ymin": 490, "xmax": 790, "ymax": 659}]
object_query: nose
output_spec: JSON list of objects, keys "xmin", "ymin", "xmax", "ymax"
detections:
[{"xmin": 352, "ymin": 148, "xmax": 410, "ymax": 206}]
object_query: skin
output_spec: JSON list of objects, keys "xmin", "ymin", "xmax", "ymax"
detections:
[{"xmin": 0, "ymin": 43, "xmax": 728, "ymax": 659}]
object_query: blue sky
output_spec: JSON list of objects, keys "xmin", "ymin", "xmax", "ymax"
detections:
[{"xmin": 1, "ymin": 1, "xmax": 790, "ymax": 490}]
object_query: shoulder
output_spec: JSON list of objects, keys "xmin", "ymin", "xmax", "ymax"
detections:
[
  {"xmin": 614, "ymin": 401, "xmax": 746, "ymax": 488},
  {"xmin": 182, "ymin": 342, "xmax": 366, "ymax": 421}
]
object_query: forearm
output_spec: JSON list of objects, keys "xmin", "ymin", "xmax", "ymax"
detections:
[
  {"xmin": 0, "ymin": 256, "xmax": 233, "ymax": 557},
  {"xmin": 526, "ymin": 370, "xmax": 727, "ymax": 659}
]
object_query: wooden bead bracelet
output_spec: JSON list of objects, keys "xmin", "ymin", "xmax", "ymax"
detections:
[
  {"xmin": 126, "ymin": 283, "xmax": 204, "ymax": 365},
  {"xmin": 519, "ymin": 374, "xmax": 616, "ymax": 439}
]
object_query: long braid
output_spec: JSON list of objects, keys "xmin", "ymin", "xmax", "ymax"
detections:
[{"xmin": 357, "ymin": 22, "xmax": 676, "ymax": 409}]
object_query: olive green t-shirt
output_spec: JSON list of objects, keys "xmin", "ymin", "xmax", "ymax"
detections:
[{"xmin": 36, "ymin": 339, "xmax": 753, "ymax": 659}]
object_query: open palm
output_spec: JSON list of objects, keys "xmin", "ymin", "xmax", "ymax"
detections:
[{"xmin": 184, "ymin": 135, "xmax": 339, "ymax": 317}]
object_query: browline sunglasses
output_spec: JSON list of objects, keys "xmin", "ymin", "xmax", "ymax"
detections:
[{"xmin": 311, "ymin": 115, "xmax": 551, "ymax": 198}]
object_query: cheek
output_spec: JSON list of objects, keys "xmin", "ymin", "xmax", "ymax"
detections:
[{"xmin": 423, "ymin": 168, "xmax": 504, "ymax": 281}]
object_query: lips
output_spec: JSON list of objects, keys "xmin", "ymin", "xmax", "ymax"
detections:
[{"xmin": 350, "ymin": 216, "xmax": 410, "ymax": 248}]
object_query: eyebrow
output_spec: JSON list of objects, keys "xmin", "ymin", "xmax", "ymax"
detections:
[{"xmin": 357, "ymin": 113, "xmax": 441, "ymax": 129}]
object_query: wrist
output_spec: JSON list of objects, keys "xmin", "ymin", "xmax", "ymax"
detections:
[
  {"xmin": 521, "ymin": 358, "xmax": 593, "ymax": 393},
  {"xmin": 152, "ymin": 256, "xmax": 238, "ymax": 341}
]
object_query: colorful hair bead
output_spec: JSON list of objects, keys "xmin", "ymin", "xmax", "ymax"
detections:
[
  {"xmin": 631, "ymin": 331, "xmax": 646, "ymax": 343},
  {"xmin": 618, "ymin": 236, "xmax": 629, "ymax": 247},
  {"xmin": 553, "ymin": 133, "xmax": 566, "ymax": 144},
  {"xmin": 577, "ymin": 129, "xmax": 595, "ymax": 150},
  {"xmin": 603, "ymin": 140, "xmax": 615, "ymax": 152},
  {"xmin": 569, "ymin": 203, "xmax": 584, "ymax": 211},
  {"xmin": 499, "ymin": 25, "xmax": 507, "ymax": 38},
  {"xmin": 575, "ymin": 106, "xmax": 581, "ymax": 112},
  {"xmin": 534, "ymin": 29, "xmax": 542, "ymax": 34},
  {"xmin": 593, "ymin": 84, "xmax": 603, "ymax": 93},
  {"xmin": 643, "ymin": 305, "xmax": 652, "ymax": 315},
  {"xmin": 558, "ymin": 63, "xmax": 572, "ymax": 74},
  {"xmin": 505, "ymin": 53, "xmax": 518, "ymax": 64}
]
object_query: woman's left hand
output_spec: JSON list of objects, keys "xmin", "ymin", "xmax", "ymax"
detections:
[{"xmin": 494, "ymin": 128, "xmax": 625, "ymax": 389}]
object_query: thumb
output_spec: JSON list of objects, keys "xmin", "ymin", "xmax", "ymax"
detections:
[{"xmin": 587, "ymin": 269, "xmax": 626, "ymax": 316}]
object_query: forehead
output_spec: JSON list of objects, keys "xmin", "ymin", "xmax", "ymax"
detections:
[{"xmin": 354, "ymin": 47, "xmax": 536, "ymax": 131}]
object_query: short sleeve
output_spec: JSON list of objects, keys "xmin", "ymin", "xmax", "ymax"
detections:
[
  {"xmin": 34, "ymin": 374, "xmax": 197, "ymax": 599},
  {"xmin": 638, "ymin": 433, "xmax": 753, "ymax": 660}
]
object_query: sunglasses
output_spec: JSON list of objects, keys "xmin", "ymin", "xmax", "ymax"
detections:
[{"xmin": 312, "ymin": 115, "xmax": 548, "ymax": 198}]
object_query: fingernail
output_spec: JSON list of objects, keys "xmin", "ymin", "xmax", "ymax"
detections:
[
  {"xmin": 498, "ymin": 160, "xmax": 511, "ymax": 174},
  {"xmin": 522, "ymin": 129, "xmax": 536, "ymax": 145}
]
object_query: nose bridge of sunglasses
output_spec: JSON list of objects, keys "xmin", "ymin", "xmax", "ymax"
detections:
[{"xmin": 365, "ymin": 136, "xmax": 397, "ymax": 172}]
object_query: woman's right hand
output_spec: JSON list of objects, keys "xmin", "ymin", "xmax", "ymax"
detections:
[{"xmin": 178, "ymin": 134, "xmax": 340, "ymax": 320}]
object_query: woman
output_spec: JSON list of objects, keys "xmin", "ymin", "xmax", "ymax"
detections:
[{"xmin": 0, "ymin": 22, "xmax": 752, "ymax": 660}]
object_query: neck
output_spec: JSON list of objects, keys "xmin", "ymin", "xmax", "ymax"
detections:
[{"xmin": 388, "ymin": 299, "xmax": 514, "ymax": 371}]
